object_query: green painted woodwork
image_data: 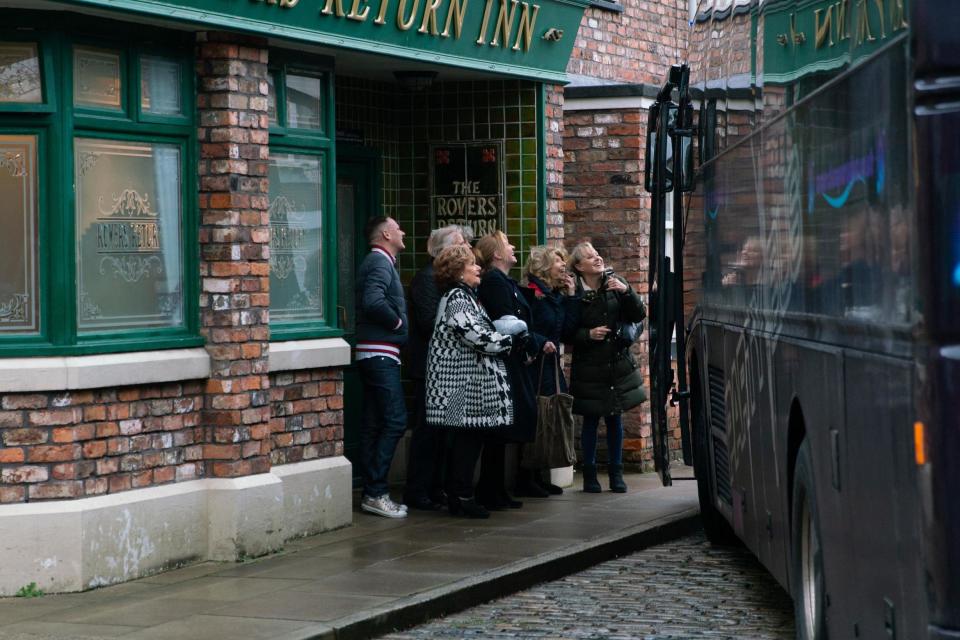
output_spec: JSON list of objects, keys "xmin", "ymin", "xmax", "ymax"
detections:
[{"xmin": 50, "ymin": 0, "xmax": 587, "ymax": 83}]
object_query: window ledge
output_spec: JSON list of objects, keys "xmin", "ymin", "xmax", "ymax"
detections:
[
  {"xmin": 269, "ymin": 338, "xmax": 351, "ymax": 372},
  {"xmin": 0, "ymin": 348, "xmax": 211, "ymax": 393}
]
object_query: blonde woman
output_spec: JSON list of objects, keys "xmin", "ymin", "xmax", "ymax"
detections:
[
  {"xmin": 568, "ymin": 241, "xmax": 646, "ymax": 493},
  {"xmin": 522, "ymin": 245, "xmax": 580, "ymax": 493}
]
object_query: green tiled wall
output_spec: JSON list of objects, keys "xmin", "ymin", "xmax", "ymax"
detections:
[{"xmin": 335, "ymin": 77, "xmax": 540, "ymax": 283}]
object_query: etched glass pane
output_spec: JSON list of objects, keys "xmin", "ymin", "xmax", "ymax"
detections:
[
  {"xmin": 140, "ymin": 55, "xmax": 181, "ymax": 116},
  {"xmin": 75, "ymin": 139, "xmax": 183, "ymax": 331},
  {"xmin": 74, "ymin": 46, "xmax": 121, "ymax": 109},
  {"xmin": 0, "ymin": 42, "xmax": 42, "ymax": 103},
  {"xmin": 0, "ymin": 135, "xmax": 39, "ymax": 333},
  {"xmin": 267, "ymin": 72, "xmax": 277, "ymax": 126},
  {"xmin": 269, "ymin": 152, "xmax": 323, "ymax": 323},
  {"xmin": 285, "ymin": 73, "xmax": 322, "ymax": 130}
]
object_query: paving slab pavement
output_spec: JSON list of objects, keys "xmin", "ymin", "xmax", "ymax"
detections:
[{"xmin": 0, "ymin": 470, "xmax": 699, "ymax": 640}]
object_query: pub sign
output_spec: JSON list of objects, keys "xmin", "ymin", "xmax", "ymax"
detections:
[{"xmin": 430, "ymin": 142, "xmax": 504, "ymax": 237}]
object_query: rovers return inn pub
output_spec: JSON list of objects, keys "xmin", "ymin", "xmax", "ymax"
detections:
[{"xmin": 0, "ymin": 0, "xmax": 587, "ymax": 593}]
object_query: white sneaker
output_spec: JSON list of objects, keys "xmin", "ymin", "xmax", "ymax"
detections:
[
  {"xmin": 385, "ymin": 496, "xmax": 408, "ymax": 513},
  {"xmin": 361, "ymin": 494, "xmax": 408, "ymax": 518}
]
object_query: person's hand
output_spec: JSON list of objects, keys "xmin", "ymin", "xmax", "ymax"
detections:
[
  {"xmin": 559, "ymin": 273, "xmax": 575, "ymax": 295},
  {"xmin": 543, "ymin": 341, "xmax": 557, "ymax": 354},
  {"xmin": 605, "ymin": 277, "xmax": 628, "ymax": 294},
  {"xmin": 589, "ymin": 326, "xmax": 611, "ymax": 341}
]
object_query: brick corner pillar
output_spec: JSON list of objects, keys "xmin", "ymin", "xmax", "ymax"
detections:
[
  {"xmin": 544, "ymin": 84, "xmax": 565, "ymax": 249},
  {"xmin": 196, "ymin": 32, "xmax": 272, "ymax": 479}
]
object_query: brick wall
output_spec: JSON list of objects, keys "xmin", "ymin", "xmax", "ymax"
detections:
[
  {"xmin": 567, "ymin": 0, "xmax": 690, "ymax": 85},
  {"xmin": 0, "ymin": 385, "xmax": 204, "ymax": 502},
  {"xmin": 269, "ymin": 369, "xmax": 343, "ymax": 465},
  {"xmin": 544, "ymin": 84, "xmax": 565, "ymax": 248},
  {"xmin": 196, "ymin": 32, "xmax": 273, "ymax": 479}
]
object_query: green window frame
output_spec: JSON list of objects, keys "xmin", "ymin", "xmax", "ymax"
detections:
[
  {"xmin": 268, "ymin": 56, "xmax": 339, "ymax": 341},
  {"xmin": 0, "ymin": 21, "xmax": 198, "ymax": 357}
]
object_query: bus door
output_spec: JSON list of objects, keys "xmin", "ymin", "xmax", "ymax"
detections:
[{"xmin": 644, "ymin": 64, "xmax": 695, "ymax": 486}]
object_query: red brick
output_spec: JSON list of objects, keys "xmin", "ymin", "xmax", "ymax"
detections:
[
  {"xmin": 2, "ymin": 394, "xmax": 48, "ymax": 409},
  {"xmin": 1, "ymin": 465, "xmax": 48, "ymax": 483},
  {"xmin": 28, "ymin": 444, "xmax": 81, "ymax": 463},
  {"xmin": 52, "ymin": 424, "xmax": 97, "ymax": 443},
  {"xmin": 0, "ymin": 486, "xmax": 26, "ymax": 502},
  {"xmin": 3, "ymin": 428, "xmax": 47, "ymax": 446},
  {"xmin": 0, "ymin": 447, "xmax": 24, "ymax": 463},
  {"xmin": 109, "ymin": 475, "xmax": 132, "ymax": 493},
  {"xmin": 28, "ymin": 408, "xmax": 82, "ymax": 426}
]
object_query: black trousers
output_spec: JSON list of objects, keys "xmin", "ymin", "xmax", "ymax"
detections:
[
  {"xmin": 476, "ymin": 437, "xmax": 506, "ymax": 501},
  {"xmin": 405, "ymin": 379, "xmax": 447, "ymax": 500},
  {"xmin": 447, "ymin": 430, "xmax": 485, "ymax": 499}
]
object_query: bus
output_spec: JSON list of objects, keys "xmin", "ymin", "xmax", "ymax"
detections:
[{"xmin": 644, "ymin": 1, "xmax": 960, "ymax": 638}]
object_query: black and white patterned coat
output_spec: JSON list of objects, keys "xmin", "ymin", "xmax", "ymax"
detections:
[{"xmin": 425, "ymin": 285, "xmax": 514, "ymax": 429}]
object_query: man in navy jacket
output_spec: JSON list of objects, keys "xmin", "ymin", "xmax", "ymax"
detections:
[{"xmin": 355, "ymin": 216, "xmax": 409, "ymax": 518}]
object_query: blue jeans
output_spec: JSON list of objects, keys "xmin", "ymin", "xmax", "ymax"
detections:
[
  {"xmin": 358, "ymin": 356, "xmax": 407, "ymax": 498},
  {"xmin": 581, "ymin": 414, "xmax": 624, "ymax": 466}
]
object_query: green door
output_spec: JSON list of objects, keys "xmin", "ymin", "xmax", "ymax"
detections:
[{"xmin": 336, "ymin": 149, "xmax": 380, "ymax": 479}]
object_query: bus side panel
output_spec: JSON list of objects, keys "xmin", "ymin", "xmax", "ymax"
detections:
[
  {"xmin": 773, "ymin": 338, "xmax": 850, "ymax": 631},
  {"xmin": 842, "ymin": 352, "xmax": 922, "ymax": 638}
]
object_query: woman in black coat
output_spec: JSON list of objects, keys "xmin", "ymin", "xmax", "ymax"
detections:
[
  {"xmin": 568, "ymin": 241, "xmax": 647, "ymax": 494},
  {"xmin": 522, "ymin": 245, "xmax": 580, "ymax": 494},
  {"xmin": 475, "ymin": 231, "xmax": 548, "ymax": 505}
]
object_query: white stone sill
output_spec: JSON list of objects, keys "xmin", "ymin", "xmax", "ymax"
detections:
[
  {"xmin": 0, "ymin": 348, "xmax": 211, "ymax": 393},
  {"xmin": 268, "ymin": 337, "xmax": 351, "ymax": 372}
]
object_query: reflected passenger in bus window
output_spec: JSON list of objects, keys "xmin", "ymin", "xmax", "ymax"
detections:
[
  {"xmin": 721, "ymin": 236, "xmax": 763, "ymax": 287},
  {"xmin": 838, "ymin": 205, "xmax": 884, "ymax": 319}
]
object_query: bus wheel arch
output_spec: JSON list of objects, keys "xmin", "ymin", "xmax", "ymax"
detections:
[
  {"xmin": 787, "ymin": 399, "xmax": 806, "ymax": 515},
  {"xmin": 791, "ymin": 434, "xmax": 828, "ymax": 639}
]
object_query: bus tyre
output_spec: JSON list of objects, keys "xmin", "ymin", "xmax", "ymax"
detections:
[
  {"xmin": 691, "ymin": 375, "xmax": 736, "ymax": 545},
  {"xmin": 792, "ymin": 441, "xmax": 828, "ymax": 640}
]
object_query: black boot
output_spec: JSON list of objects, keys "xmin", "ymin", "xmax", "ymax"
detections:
[
  {"xmin": 608, "ymin": 463, "xmax": 627, "ymax": 493},
  {"xmin": 448, "ymin": 496, "xmax": 490, "ymax": 519},
  {"xmin": 582, "ymin": 464, "xmax": 602, "ymax": 493},
  {"xmin": 536, "ymin": 470, "xmax": 563, "ymax": 495},
  {"xmin": 515, "ymin": 468, "xmax": 549, "ymax": 497}
]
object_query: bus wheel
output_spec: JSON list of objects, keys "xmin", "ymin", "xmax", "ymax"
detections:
[
  {"xmin": 792, "ymin": 441, "xmax": 828, "ymax": 639},
  {"xmin": 691, "ymin": 375, "xmax": 736, "ymax": 545}
]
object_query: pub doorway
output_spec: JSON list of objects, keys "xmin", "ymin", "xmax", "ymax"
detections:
[{"xmin": 336, "ymin": 146, "xmax": 381, "ymax": 482}]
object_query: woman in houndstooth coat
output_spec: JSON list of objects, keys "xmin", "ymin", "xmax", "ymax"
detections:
[{"xmin": 425, "ymin": 245, "xmax": 524, "ymax": 518}]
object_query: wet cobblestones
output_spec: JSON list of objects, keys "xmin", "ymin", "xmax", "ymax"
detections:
[{"xmin": 382, "ymin": 533, "xmax": 795, "ymax": 639}]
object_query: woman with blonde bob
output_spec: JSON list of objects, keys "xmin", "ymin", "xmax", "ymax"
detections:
[
  {"xmin": 425, "ymin": 244, "xmax": 523, "ymax": 518},
  {"xmin": 567, "ymin": 241, "xmax": 646, "ymax": 493},
  {"xmin": 522, "ymin": 245, "xmax": 580, "ymax": 493}
]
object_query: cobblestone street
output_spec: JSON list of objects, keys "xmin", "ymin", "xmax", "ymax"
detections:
[{"xmin": 382, "ymin": 533, "xmax": 795, "ymax": 640}]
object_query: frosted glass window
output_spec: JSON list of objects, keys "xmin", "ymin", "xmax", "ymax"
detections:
[
  {"xmin": 269, "ymin": 152, "xmax": 323, "ymax": 322},
  {"xmin": 74, "ymin": 46, "xmax": 121, "ymax": 109},
  {"xmin": 0, "ymin": 42, "xmax": 42, "ymax": 103},
  {"xmin": 140, "ymin": 55, "xmax": 181, "ymax": 116},
  {"xmin": 285, "ymin": 73, "xmax": 322, "ymax": 130},
  {"xmin": 0, "ymin": 135, "xmax": 39, "ymax": 333},
  {"xmin": 267, "ymin": 72, "xmax": 278, "ymax": 126},
  {"xmin": 75, "ymin": 139, "xmax": 183, "ymax": 331}
]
